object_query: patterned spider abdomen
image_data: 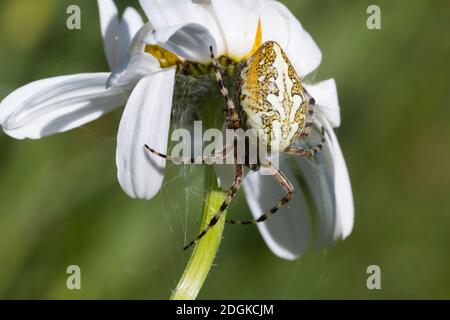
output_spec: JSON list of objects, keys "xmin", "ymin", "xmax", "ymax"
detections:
[{"xmin": 239, "ymin": 41, "xmax": 312, "ymax": 152}]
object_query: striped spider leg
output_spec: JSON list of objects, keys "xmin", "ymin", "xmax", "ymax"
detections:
[
  {"xmin": 209, "ymin": 46, "xmax": 241, "ymax": 130},
  {"xmin": 299, "ymin": 91, "xmax": 316, "ymax": 140},
  {"xmin": 286, "ymin": 126, "xmax": 326, "ymax": 158},
  {"xmin": 144, "ymin": 144, "xmax": 230, "ymax": 164},
  {"xmin": 227, "ymin": 164, "xmax": 294, "ymax": 225},
  {"xmin": 184, "ymin": 160, "xmax": 245, "ymax": 250}
]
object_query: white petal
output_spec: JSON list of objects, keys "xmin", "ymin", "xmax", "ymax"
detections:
[
  {"xmin": 116, "ymin": 67, "xmax": 176, "ymax": 200},
  {"xmin": 107, "ymin": 53, "xmax": 160, "ymax": 88},
  {"xmin": 293, "ymin": 118, "xmax": 354, "ymax": 249},
  {"xmin": 294, "ymin": 139, "xmax": 338, "ymax": 249},
  {"xmin": 211, "ymin": 0, "xmax": 261, "ymax": 59},
  {"xmin": 98, "ymin": 0, "xmax": 144, "ymax": 70},
  {"xmin": 144, "ymin": 23, "xmax": 217, "ymax": 62},
  {"xmin": 243, "ymin": 158, "xmax": 312, "ymax": 260},
  {"xmin": 262, "ymin": 0, "xmax": 322, "ymax": 77},
  {"xmin": 0, "ymin": 74, "xmax": 129, "ymax": 139},
  {"xmin": 123, "ymin": 7, "xmax": 145, "ymax": 41},
  {"xmin": 322, "ymin": 118, "xmax": 354, "ymax": 239},
  {"xmin": 304, "ymin": 79, "xmax": 341, "ymax": 128},
  {"xmin": 129, "ymin": 23, "xmax": 155, "ymax": 56},
  {"xmin": 139, "ymin": 0, "xmax": 226, "ymax": 55}
]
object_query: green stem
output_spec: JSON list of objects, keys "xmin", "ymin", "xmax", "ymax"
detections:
[
  {"xmin": 170, "ymin": 91, "xmax": 227, "ymax": 300},
  {"xmin": 170, "ymin": 167, "xmax": 227, "ymax": 300}
]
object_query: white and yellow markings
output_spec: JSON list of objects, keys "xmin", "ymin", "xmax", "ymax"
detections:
[{"xmin": 239, "ymin": 41, "xmax": 311, "ymax": 152}]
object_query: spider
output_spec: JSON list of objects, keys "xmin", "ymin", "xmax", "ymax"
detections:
[{"xmin": 145, "ymin": 41, "xmax": 325, "ymax": 250}]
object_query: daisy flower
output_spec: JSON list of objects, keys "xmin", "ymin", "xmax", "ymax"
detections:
[{"xmin": 0, "ymin": 0, "xmax": 354, "ymax": 261}]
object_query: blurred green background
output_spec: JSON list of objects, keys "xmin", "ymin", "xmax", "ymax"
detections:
[{"xmin": 0, "ymin": 0, "xmax": 449, "ymax": 299}]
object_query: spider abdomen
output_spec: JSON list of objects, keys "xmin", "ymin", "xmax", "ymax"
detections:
[{"xmin": 239, "ymin": 41, "xmax": 310, "ymax": 152}]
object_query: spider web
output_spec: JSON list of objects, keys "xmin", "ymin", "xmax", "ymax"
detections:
[{"xmin": 158, "ymin": 73, "xmax": 223, "ymax": 290}]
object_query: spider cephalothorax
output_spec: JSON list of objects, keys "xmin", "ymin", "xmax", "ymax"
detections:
[{"xmin": 145, "ymin": 41, "xmax": 325, "ymax": 250}]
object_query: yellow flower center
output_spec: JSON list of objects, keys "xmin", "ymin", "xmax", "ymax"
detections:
[{"xmin": 145, "ymin": 45, "xmax": 181, "ymax": 68}]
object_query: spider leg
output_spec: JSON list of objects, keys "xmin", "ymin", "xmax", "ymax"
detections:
[
  {"xmin": 299, "ymin": 120, "xmax": 314, "ymax": 140},
  {"xmin": 144, "ymin": 144, "xmax": 230, "ymax": 164},
  {"xmin": 209, "ymin": 46, "xmax": 241, "ymax": 129},
  {"xmin": 184, "ymin": 164, "xmax": 245, "ymax": 250},
  {"xmin": 299, "ymin": 94, "xmax": 316, "ymax": 139},
  {"xmin": 287, "ymin": 127, "xmax": 326, "ymax": 158},
  {"xmin": 227, "ymin": 166, "xmax": 294, "ymax": 225}
]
